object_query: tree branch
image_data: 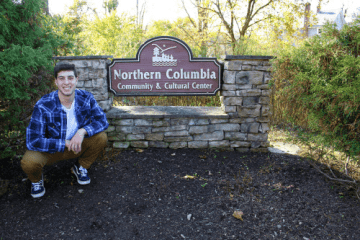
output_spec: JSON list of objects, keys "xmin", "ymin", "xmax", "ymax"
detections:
[{"xmin": 181, "ymin": 0, "xmax": 197, "ymax": 28}]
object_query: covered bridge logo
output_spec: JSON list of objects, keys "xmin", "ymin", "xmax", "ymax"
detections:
[{"xmin": 108, "ymin": 36, "xmax": 222, "ymax": 96}]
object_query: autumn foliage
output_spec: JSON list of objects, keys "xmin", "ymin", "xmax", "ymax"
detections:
[{"xmin": 271, "ymin": 20, "xmax": 360, "ymax": 159}]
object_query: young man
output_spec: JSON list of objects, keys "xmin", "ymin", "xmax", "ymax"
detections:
[{"xmin": 21, "ymin": 63, "xmax": 109, "ymax": 198}]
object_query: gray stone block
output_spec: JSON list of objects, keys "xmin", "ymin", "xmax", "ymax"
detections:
[
  {"xmin": 241, "ymin": 123, "xmax": 260, "ymax": 133},
  {"xmin": 223, "ymin": 97, "xmax": 242, "ymax": 106},
  {"xmin": 152, "ymin": 125, "xmax": 187, "ymax": 133},
  {"xmin": 237, "ymin": 105, "xmax": 261, "ymax": 117},
  {"xmin": 77, "ymin": 68, "xmax": 89, "ymax": 81},
  {"xmin": 188, "ymin": 141, "xmax": 208, "ymax": 148},
  {"xmin": 105, "ymin": 126, "xmax": 115, "ymax": 132},
  {"xmin": 224, "ymin": 106, "xmax": 236, "ymax": 113},
  {"xmin": 258, "ymin": 84, "xmax": 270, "ymax": 90},
  {"xmin": 113, "ymin": 119, "xmax": 134, "ymax": 126},
  {"xmin": 209, "ymin": 123, "xmax": 240, "ymax": 132},
  {"xmin": 171, "ymin": 118, "xmax": 189, "ymax": 125},
  {"xmin": 113, "ymin": 142, "xmax": 130, "ymax": 148},
  {"xmin": 84, "ymin": 81, "xmax": 92, "ymax": 88},
  {"xmin": 254, "ymin": 66, "xmax": 271, "ymax": 71},
  {"xmin": 222, "ymin": 84, "xmax": 237, "ymax": 91},
  {"xmin": 224, "ymin": 132, "xmax": 247, "ymax": 141},
  {"xmin": 108, "ymin": 133, "xmax": 126, "ymax": 141},
  {"xmin": 127, "ymin": 134, "xmax": 145, "ymax": 140},
  {"xmin": 93, "ymin": 59, "xmax": 106, "ymax": 69},
  {"xmin": 189, "ymin": 126, "xmax": 208, "ymax": 134},
  {"xmin": 223, "ymin": 70, "xmax": 236, "ymax": 84},
  {"xmin": 153, "ymin": 120, "xmax": 170, "ymax": 127},
  {"xmin": 236, "ymin": 89, "xmax": 262, "ymax": 97},
  {"xmin": 256, "ymin": 116, "xmax": 270, "ymax": 122},
  {"xmin": 135, "ymin": 119, "xmax": 152, "ymax": 126},
  {"xmin": 209, "ymin": 140, "xmax": 230, "ymax": 148},
  {"xmin": 116, "ymin": 126, "xmax": 133, "ymax": 133},
  {"xmin": 131, "ymin": 141, "xmax": 148, "ymax": 148},
  {"xmin": 76, "ymin": 81, "xmax": 85, "ymax": 88},
  {"xmin": 133, "ymin": 127, "xmax": 152, "ymax": 134},
  {"xmin": 164, "ymin": 130, "xmax": 189, "ymax": 137},
  {"xmin": 149, "ymin": 141, "xmax": 169, "ymax": 148},
  {"xmin": 259, "ymin": 123, "xmax": 270, "ymax": 133},
  {"xmin": 210, "ymin": 119, "xmax": 229, "ymax": 124},
  {"xmin": 248, "ymin": 133, "xmax": 268, "ymax": 142},
  {"xmin": 241, "ymin": 65, "xmax": 252, "ymax": 70},
  {"xmin": 251, "ymin": 141, "xmax": 261, "ymax": 148},
  {"xmin": 259, "ymin": 97, "xmax": 270, "ymax": 105},
  {"xmin": 164, "ymin": 136, "xmax": 193, "ymax": 142},
  {"xmin": 194, "ymin": 131, "xmax": 224, "ymax": 141},
  {"xmin": 230, "ymin": 141, "xmax": 251, "ymax": 148},
  {"xmin": 262, "ymin": 90, "xmax": 271, "ymax": 96},
  {"xmin": 221, "ymin": 91, "xmax": 236, "ymax": 96},
  {"xmin": 236, "ymin": 71, "xmax": 263, "ymax": 86},
  {"xmin": 242, "ymin": 97, "xmax": 259, "ymax": 106},
  {"xmin": 224, "ymin": 61, "xmax": 241, "ymax": 70},
  {"xmin": 145, "ymin": 133, "xmax": 164, "ymax": 141},
  {"xmin": 169, "ymin": 142, "xmax": 187, "ymax": 149},
  {"xmin": 92, "ymin": 78, "xmax": 105, "ymax": 88}
]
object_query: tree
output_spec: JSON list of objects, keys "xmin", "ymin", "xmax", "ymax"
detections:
[
  {"xmin": 181, "ymin": 0, "xmax": 213, "ymax": 56},
  {"xmin": 187, "ymin": 0, "xmax": 318, "ymax": 53},
  {"xmin": 103, "ymin": 0, "xmax": 118, "ymax": 14},
  {"xmin": 0, "ymin": 0, "xmax": 62, "ymax": 160},
  {"xmin": 81, "ymin": 11, "xmax": 144, "ymax": 58}
]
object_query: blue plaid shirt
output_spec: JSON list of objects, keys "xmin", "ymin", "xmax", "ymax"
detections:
[{"xmin": 26, "ymin": 89, "xmax": 109, "ymax": 153}]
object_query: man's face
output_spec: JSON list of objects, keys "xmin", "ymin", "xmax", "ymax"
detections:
[{"xmin": 55, "ymin": 70, "xmax": 78, "ymax": 97}]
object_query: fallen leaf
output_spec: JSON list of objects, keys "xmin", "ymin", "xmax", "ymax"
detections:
[
  {"xmin": 135, "ymin": 149, "xmax": 144, "ymax": 153},
  {"xmin": 182, "ymin": 175, "xmax": 195, "ymax": 179},
  {"xmin": 199, "ymin": 155, "xmax": 207, "ymax": 159},
  {"xmin": 233, "ymin": 211, "xmax": 244, "ymax": 221}
]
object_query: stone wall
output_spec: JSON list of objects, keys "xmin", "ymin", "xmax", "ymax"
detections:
[{"xmin": 53, "ymin": 55, "xmax": 272, "ymax": 152}]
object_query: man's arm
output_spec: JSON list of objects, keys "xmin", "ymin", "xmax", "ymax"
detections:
[
  {"xmin": 67, "ymin": 128, "xmax": 87, "ymax": 154},
  {"xmin": 81, "ymin": 93, "xmax": 109, "ymax": 137},
  {"xmin": 26, "ymin": 104, "xmax": 66, "ymax": 153}
]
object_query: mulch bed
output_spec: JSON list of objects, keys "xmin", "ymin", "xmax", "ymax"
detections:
[{"xmin": 0, "ymin": 148, "xmax": 359, "ymax": 239}]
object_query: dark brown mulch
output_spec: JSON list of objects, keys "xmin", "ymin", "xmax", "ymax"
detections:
[{"xmin": 0, "ymin": 148, "xmax": 359, "ymax": 240}]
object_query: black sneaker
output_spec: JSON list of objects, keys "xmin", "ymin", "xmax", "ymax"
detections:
[
  {"xmin": 72, "ymin": 164, "xmax": 91, "ymax": 185},
  {"xmin": 31, "ymin": 175, "xmax": 45, "ymax": 198}
]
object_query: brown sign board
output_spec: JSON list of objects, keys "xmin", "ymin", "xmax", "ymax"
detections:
[{"xmin": 108, "ymin": 36, "xmax": 222, "ymax": 96}]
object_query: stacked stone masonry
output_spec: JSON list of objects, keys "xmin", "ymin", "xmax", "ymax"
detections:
[{"xmin": 53, "ymin": 55, "xmax": 272, "ymax": 152}]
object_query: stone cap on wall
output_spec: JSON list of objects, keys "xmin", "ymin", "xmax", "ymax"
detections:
[
  {"xmin": 106, "ymin": 106, "xmax": 229, "ymax": 119},
  {"xmin": 52, "ymin": 55, "xmax": 113, "ymax": 60},
  {"xmin": 225, "ymin": 55, "xmax": 274, "ymax": 60}
]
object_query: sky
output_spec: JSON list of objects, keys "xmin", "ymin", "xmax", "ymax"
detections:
[
  {"xmin": 48, "ymin": 0, "xmax": 196, "ymax": 26},
  {"xmin": 48, "ymin": 0, "xmax": 360, "ymax": 25}
]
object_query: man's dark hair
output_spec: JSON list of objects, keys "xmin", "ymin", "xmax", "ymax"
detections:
[{"xmin": 54, "ymin": 63, "xmax": 78, "ymax": 78}]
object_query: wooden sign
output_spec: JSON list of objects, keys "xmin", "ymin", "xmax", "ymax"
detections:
[{"xmin": 108, "ymin": 36, "xmax": 221, "ymax": 96}]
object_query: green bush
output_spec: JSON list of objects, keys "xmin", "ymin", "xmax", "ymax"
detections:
[
  {"xmin": 0, "ymin": 0, "xmax": 63, "ymax": 160},
  {"xmin": 271, "ymin": 20, "xmax": 360, "ymax": 159}
]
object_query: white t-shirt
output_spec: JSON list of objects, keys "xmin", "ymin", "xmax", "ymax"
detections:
[{"xmin": 62, "ymin": 100, "xmax": 78, "ymax": 140}]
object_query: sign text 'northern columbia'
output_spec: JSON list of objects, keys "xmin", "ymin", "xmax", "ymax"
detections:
[{"xmin": 114, "ymin": 68, "xmax": 216, "ymax": 91}]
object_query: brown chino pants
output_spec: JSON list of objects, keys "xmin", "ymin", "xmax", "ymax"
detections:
[{"xmin": 21, "ymin": 132, "xmax": 107, "ymax": 183}]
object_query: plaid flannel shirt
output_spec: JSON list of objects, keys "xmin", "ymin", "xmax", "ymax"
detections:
[{"xmin": 26, "ymin": 89, "xmax": 109, "ymax": 153}]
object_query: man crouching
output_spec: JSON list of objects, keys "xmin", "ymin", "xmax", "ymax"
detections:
[{"xmin": 21, "ymin": 63, "xmax": 109, "ymax": 198}]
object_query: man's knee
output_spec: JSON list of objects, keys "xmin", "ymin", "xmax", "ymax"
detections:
[
  {"xmin": 90, "ymin": 131, "xmax": 107, "ymax": 148},
  {"xmin": 21, "ymin": 151, "xmax": 44, "ymax": 172}
]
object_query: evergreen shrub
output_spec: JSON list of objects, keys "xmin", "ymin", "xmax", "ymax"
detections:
[
  {"xmin": 0, "ymin": 0, "xmax": 62, "ymax": 160},
  {"xmin": 271, "ymin": 20, "xmax": 360, "ymax": 160}
]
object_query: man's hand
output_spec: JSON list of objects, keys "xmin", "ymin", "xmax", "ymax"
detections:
[{"xmin": 66, "ymin": 128, "xmax": 87, "ymax": 154}]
